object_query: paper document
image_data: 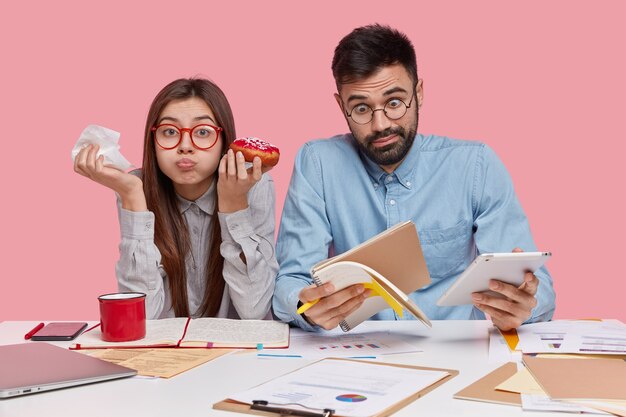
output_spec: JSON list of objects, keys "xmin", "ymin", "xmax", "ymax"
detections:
[
  {"xmin": 517, "ymin": 320, "xmax": 626, "ymax": 354},
  {"xmin": 496, "ymin": 367, "xmax": 544, "ymax": 395},
  {"xmin": 489, "ymin": 327, "xmax": 519, "ymax": 363},
  {"xmin": 564, "ymin": 323, "xmax": 626, "ymax": 354},
  {"xmin": 521, "ymin": 394, "xmax": 611, "ymax": 414},
  {"xmin": 569, "ymin": 400, "xmax": 626, "ymax": 417},
  {"xmin": 283, "ymin": 328, "xmax": 421, "ymax": 358},
  {"xmin": 228, "ymin": 358, "xmax": 449, "ymax": 417},
  {"xmin": 82, "ymin": 348, "xmax": 231, "ymax": 378}
]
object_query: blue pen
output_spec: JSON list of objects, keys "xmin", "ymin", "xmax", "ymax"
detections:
[
  {"xmin": 257, "ymin": 353, "xmax": 303, "ymax": 358},
  {"xmin": 346, "ymin": 356, "xmax": 377, "ymax": 359}
]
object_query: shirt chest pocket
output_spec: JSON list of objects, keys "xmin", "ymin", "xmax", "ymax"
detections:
[{"xmin": 418, "ymin": 221, "xmax": 473, "ymax": 280}]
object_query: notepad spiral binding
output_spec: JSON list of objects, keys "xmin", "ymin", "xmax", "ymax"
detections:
[
  {"xmin": 312, "ymin": 274, "xmax": 324, "ymax": 288},
  {"xmin": 312, "ymin": 273, "xmax": 352, "ymax": 332},
  {"xmin": 339, "ymin": 320, "xmax": 352, "ymax": 332}
]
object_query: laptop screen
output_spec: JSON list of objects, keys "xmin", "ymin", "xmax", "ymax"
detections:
[{"xmin": 0, "ymin": 342, "xmax": 136, "ymax": 398}]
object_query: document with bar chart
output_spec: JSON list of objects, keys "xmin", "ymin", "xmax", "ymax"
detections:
[{"xmin": 284, "ymin": 329, "xmax": 422, "ymax": 358}]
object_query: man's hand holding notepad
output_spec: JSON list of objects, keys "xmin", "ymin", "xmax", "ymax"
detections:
[
  {"xmin": 297, "ymin": 221, "xmax": 432, "ymax": 331},
  {"xmin": 299, "ymin": 261, "xmax": 432, "ymax": 332},
  {"xmin": 297, "ymin": 266, "xmax": 405, "ymax": 317}
]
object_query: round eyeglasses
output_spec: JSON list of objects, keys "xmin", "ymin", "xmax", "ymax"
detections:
[
  {"xmin": 151, "ymin": 123, "xmax": 223, "ymax": 150},
  {"xmin": 345, "ymin": 92, "xmax": 416, "ymax": 125}
]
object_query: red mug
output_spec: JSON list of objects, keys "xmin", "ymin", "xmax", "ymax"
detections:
[{"xmin": 98, "ymin": 292, "xmax": 146, "ymax": 342}]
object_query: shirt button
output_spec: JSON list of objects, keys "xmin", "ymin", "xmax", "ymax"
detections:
[
  {"xmin": 389, "ymin": 199, "xmax": 396, "ymax": 206},
  {"xmin": 385, "ymin": 176, "xmax": 393, "ymax": 183},
  {"xmin": 406, "ymin": 181, "xmax": 411, "ymax": 187}
]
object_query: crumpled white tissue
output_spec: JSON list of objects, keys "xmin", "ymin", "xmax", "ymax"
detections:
[{"xmin": 71, "ymin": 124, "xmax": 134, "ymax": 171}]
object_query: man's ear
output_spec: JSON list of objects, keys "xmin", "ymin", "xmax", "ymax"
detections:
[
  {"xmin": 334, "ymin": 93, "xmax": 344, "ymax": 113},
  {"xmin": 415, "ymin": 79, "xmax": 424, "ymax": 108}
]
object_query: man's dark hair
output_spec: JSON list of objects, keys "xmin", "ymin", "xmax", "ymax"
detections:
[{"xmin": 332, "ymin": 24, "xmax": 418, "ymax": 88}]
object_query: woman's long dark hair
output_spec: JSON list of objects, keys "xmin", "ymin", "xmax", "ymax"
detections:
[{"xmin": 142, "ymin": 78, "xmax": 236, "ymax": 317}]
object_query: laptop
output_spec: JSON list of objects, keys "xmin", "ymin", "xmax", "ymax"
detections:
[{"xmin": 0, "ymin": 342, "xmax": 137, "ymax": 398}]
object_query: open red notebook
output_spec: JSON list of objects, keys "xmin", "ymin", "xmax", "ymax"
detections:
[{"xmin": 70, "ymin": 317, "xmax": 289, "ymax": 350}]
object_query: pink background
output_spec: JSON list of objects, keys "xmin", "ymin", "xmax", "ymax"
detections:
[{"xmin": 1, "ymin": 2, "xmax": 624, "ymax": 321}]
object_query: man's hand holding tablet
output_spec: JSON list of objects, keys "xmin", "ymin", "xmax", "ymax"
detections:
[{"xmin": 437, "ymin": 249, "xmax": 551, "ymax": 331}]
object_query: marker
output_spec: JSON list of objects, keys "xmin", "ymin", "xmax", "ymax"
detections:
[
  {"xmin": 24, "ymin": 323, "xmax": 45, "ymax": 340},
  {"xmin": 296, "ymin": 299, "xmax": 319, "ymax": 315},
  {"xmin": 257, "ymin": 353, "xmax": 303, "ymax": 358},
  {"xmin": 297, "ymin": 282, "xmax": 402, "ymax": 316}
]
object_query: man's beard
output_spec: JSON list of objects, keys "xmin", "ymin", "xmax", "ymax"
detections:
[{"xmin": 351, "ymin": 110, "xmax": 419, "ymax": 167}]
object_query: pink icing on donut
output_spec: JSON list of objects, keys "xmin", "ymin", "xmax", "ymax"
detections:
[{"xmin": 232, "ymin": 137, "xmax": 279, "ymax": 153}]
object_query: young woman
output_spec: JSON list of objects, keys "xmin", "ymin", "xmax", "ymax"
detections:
[{"xmin": 74, "ymin": 78, "xmax": 278, "ymax": 319}]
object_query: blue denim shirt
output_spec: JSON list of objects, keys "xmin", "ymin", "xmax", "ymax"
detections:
[{"xmin": 273, "ymin": 133, "xmax": 555, "ymax": 331}]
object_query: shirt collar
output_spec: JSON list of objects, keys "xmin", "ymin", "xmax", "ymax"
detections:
[
  {"xmin": 358, "ymin": 133, "xmax": 422, "ymax": 189},
  {"xmin": 176, "ymin": 180, "xmax": 216, "ymax": 215}
]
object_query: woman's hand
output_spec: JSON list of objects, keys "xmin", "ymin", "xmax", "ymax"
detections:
[
  {"xmin": 217, "ymin": 149, "xmax": 271, "ymax": 213},
  {"xmin": 73, "ymin": 144, "xmax": 146, "ymax": 211}
]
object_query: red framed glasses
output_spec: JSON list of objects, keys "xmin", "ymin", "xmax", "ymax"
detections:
[{"xmin": 151, "ymin": 123, "xmax": 223, "ymax": 150}]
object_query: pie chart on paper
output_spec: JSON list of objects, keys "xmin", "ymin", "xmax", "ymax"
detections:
[{"xmin": 335, "ymin": 393, "xmax": 367, "ymax": 403}]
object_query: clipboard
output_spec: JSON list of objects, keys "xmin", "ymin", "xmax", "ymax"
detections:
[
  {"xmin": 213, "ymin": 358, "xmax": 458, "ymax": 417},
  {"xmin": 454, "ymin": 362, "xmax": 521, "ymax": 406}
]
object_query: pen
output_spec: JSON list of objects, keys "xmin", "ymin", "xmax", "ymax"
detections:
[
  {"xmin": 257, "ymin": 353, "xmax": 303, "ymax": 358},
  {"xmin": 252, "ymin": 400, "xmax": 334, "ymax": 417},
  {"xmin": 24, "ymin": 322, "xmax": 45, "ymax": 340},
  {"xmin": 298, "ymin": 282, "xmax": 400, "ymax": 316},
  {"xmin": 297, "ymin": 299, "xmax": 319, "ymax": 315}
]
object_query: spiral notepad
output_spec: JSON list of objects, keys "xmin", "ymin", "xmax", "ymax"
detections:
[{"xmin": 310, "ymin": 221, "xmax": 432, "ymax": 331}]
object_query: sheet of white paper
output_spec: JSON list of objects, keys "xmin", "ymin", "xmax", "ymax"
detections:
[
  {"xmin": 570, "ymin": 400, "xmax": 626, "ymax": 414},
  {"xmin": 517, "ymin": 321, "xmax": 570, "ymax": 353},
  {"xmin": 496, "ymin": 367, "xmax": 545, "ymax": 395},
  {"xmin": 71, "ymin": 124, "xmax": 134, "ymax": 171},
  {"xmin": 282, "ymin": 328, "xmax": 421, "ymax": 358},
  {"xmin": 488, "ymin": 327, "xmax": 518, "ymax": 363},
  {"xmin": 517, "ymin": 320, "xmax": 626, "ymax": 354},
  {"xmin": 521, "ymin": 394, "xmax": 611, "ymax": 414},
  {"xmin": 229, "ymin": 359, "xmax": 448, "ymax": 417},
  {"xmin": 562, "ymin": 322, "xmax": 626, "ymax": 354}
]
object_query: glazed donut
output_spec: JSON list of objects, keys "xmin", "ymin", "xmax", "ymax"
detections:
[{"xmin": 229, "ymin": 137, "xmax": 280, "ymax": 167}]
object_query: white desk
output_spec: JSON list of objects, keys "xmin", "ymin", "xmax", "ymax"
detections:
[{"xmin": 0, "ymin": 320, "xmax": 571, "ymax": 417}]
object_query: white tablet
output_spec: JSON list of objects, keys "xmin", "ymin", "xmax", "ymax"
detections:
[{"xmin": 437, "ymin": 252, "xmax": 551, "ymax": 306}]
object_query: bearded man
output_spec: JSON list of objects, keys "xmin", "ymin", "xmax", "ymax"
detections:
[{"xmin": 272, "ymin": 24, "xmax": 555, "ymax": 332}]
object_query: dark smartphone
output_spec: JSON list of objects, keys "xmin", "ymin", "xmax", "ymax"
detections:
[{"xmin": 31, "ymin": 322, "xmax": 89, "ymax": 341}]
